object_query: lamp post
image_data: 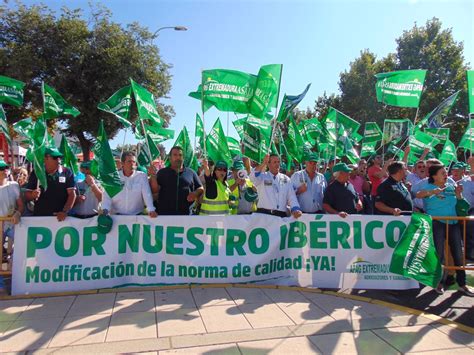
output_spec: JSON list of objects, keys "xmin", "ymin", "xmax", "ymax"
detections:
[{"xmin": 152, "ymin": 26, "xmax": 188, "ymax": 38}]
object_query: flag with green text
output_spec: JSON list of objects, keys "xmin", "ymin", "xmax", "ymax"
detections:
[
  {"xmin": 363, "ymin": 122, "xmax": 383, "ymax": 143},
  {"xmin": 206, "ymin": 118, "xmax": 232, "ymax": 166},
  {"xmin": 439, "ymin": 139, "xmax": 457, "ymax": 166},
  {"xmin": 130, "ymin": 79, "xmax": 163, "ymax": 126},
  {"xmin": 0, "ymin": 105, "xmax": 11, "ymax": 146},
  {"xmin": 276, "ymin": 84, "xmax": 311, "ymax": 122},
  {"xmin": 375, "ymin": 70, "xmax": 427, "ymax": 108},
  {"xmin": 97, "ymin": 86, "xmax": 133, "ymax": 127},
  {"xmin": 0, "ymin": 75, "xmax": 25, "ymax": 107},
  {"xmin": 195, "ymin": 113, "xmax": 204, "ymax": 149},
  {"xmin": 42, "ymin": 83, "xmax": 80, "ymax": 119},
  {"xmin": 248, "ymin": 64, "xmax": 282, "ymax": 119}
]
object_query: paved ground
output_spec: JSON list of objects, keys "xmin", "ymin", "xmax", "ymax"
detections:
[{"xmin": 0, "ymin": 286, "xmax": 472, "ymax": 354}]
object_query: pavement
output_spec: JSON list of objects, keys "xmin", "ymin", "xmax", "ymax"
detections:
[{"xmin": 0, "ymin": 285, "xmax": 473, "ymax": 354}]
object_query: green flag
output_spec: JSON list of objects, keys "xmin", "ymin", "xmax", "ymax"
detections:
[
  {"xmin": 414, "ymin": 91, "xmax": 460, "ymax": 130},
  {"xmin": 382, "ymin": 119, "xmax": 413, "ymax": 145},
  {"xmin": 206, "ymin": 118, "xmax": 232, "ymax": 165},
  {"xmin": 325, "ymin": 107, "xmax": 361, "ymax": 135},
  {"xmin": 91, "ymin": 120, "xmax": 123, "ymax": 198},
  {"xmin": 59, "ymin": 134, "xmax": 79, "ymax": 175},
  {"xmin": 458, "ymin": 119, "xmax": 474, "ymax": 151},
  {"xmin": 439, "ymin": 139, "xmax": 457, "ymax": 166},
  {"xmin": 248, "ymin": 64, "xmax": 282, "ymax": 119},
  {"xmin": 26, "ymin": 117, "xmax": 48, "ymax": 189},
  {"xmin": 233, "ymin": 117, "xmax": 247, "ymax": 139},
  {"xmin": 424, "ymin": 128, "xmax": 450, "ymax": 145},
  {"xmin": 97, "ymin": 85, "xmax": 133, "ymax": 127},
  {"xmin": 467, "ymin": 70, "xmax": 474, "ymax": 114},
  {"xmin": 138, "ymin": 133, "xmax": 161, "ymax": 167},
  {"xmin": 0, "ymin": 75, "xmax": 25, "ymax": 107},
  {"xmin": 12, "ymin": 117, "xmax": 33, "ymax": 139},
  {"xmin": 195, "ymin": 113, "xmax": 204, "ymax": 148},
  {"xmin": 42, "ymin": 83, "xmax": 80, "ymax": 119},
  {"xmin": 337, "ymin": 134, "xmax": 359, "ymax": 164},
  {"xmin": 242, "ymin": 122, "xmax": 266, "ymax": 163},
  {"xmin": 246, "ymin": 115, "xmax": 272, "ymax": 141},
  {"xmin": 201, "ymin": 69, "xmax": 256, "ymax": 114},
  {"xmin": 172, "ymin": 126, "xmax": 199, "ymax": 171},
  {"xmin": 360, "ymin": 141, "xmax": 378, "ymax": 158},
  {"xmin": 375, "ymin": 70, "xmax": 427, "ymax": 108},
  {"xmin": 409, "ymin": 130, "xmax": 440, "ymax": 156},
  {"xmin": 130, "ymin": 78, "xmax": 163, "ymax": 126},
  {"xmin": 0, "ymin": 105, "xmax": 11, "ymax": 146},
  {"xmin": 389, "ymin": 213, "xmax": 442, "ymax": 288},
  {"xmin": 226, "ymin": 136, "xmax": 241, "ymax": 158},
  {"xmin": 284, "ymin": 117, "xmax": 305, "ymax": 163},
  {"xmin": 277, "ymin": 84, "xmax": 311, "ymax": 122},
  {"xmin": 363, "ymin": 122, "xmax": 383, "ymax": 143}
]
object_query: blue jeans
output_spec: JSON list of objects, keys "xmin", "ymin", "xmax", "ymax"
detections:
[{"xmin": 432, "ymin": 220, "xmax": 466, "ymax": 287}]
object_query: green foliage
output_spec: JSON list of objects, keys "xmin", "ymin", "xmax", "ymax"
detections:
[{"xmin": 0, "ymin": 2, "xmax": 174, "ymax": 157}]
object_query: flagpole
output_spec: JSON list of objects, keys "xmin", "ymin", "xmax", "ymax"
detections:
[
  {"xmin": 201, "ymin": 69, "xmax": 207, "ymax": 159},
  {"xmin": 140, "ymin": 120, "xmax": 153, "ymax": 165},
  {"xmin": 120, "ymin": 128, "xmax": 128, "ymax": 158},
  {"xmin": 269, "ymin": 65, "xmax": 284, "ymax": 154}
]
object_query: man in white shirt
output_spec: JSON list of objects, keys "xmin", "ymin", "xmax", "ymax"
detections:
[
  {"xmin": 102, "ymin": 151, "xmax": 157, "ymax": 217},
  {"xmin": 250, "ymin": 154, "xmax": 302, "ymax": 218},
  {"xmin": 406, "ymin": 160, "xmax": 426, "ymax": 211},
  {"xmin": 291, "ymin": 153, "xmax": 326, "ymax": 213}
]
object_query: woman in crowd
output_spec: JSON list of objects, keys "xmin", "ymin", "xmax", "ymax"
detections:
[
  {"xmin": 416, "ymin": 164, "xmax": 474, "ymax": 296},
  {"xmin": 199, "ymin": 160, "xmax": 233, "ymax": 215}
]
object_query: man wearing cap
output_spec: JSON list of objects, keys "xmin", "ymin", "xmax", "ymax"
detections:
[
  {"xmin": 0, "ymin": 160, "xmax": 23, "ymax": 248},
  {"xmin": 228, "ymin": 159, "xmax": 258, "ymax": 214},
  {"xmin": 323, "ymin": 163, "xmax": 363, "ymax": 217},
  {"xmin": 102, "ymin": 151, "xmax": 157, "ymax": 217},
  {"xmin": 450, "ymin": 162, "xmax": 468, "ymax": 183},
  {"xmin": 250, "ymin": 154, "xmax": 302, "ymax": 218},
  {"xmin": 291, "ymin": 153, "xmax": 326, "ymax": 214},
  {"xmin": 72, "ymin": 161, "xmax": 103, "ymax": 218},
  {"xmin": 24, "ymin": 147, "xmax": 76, "ymax": 221},
  {"xmin": 374, "ymin": 161, "xmax": 413, "ymax": 216}
]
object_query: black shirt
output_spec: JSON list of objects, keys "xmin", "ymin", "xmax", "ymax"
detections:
[
  {"xmin": 375, "ymin": 176, "xmax": 413, "ymax": 215},
  {"xmin": 323, "ymin": 180, "xmax": 359, "ymax": 214},
  {"xmin": 155, "ymin": 167, "xmax": 202, "ymax": 215},
  {"xmin": 25, "ymin": 166, "xmax": 75, "ymax": 216}
]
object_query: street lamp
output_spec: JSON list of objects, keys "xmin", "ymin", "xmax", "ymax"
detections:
[{"xmin": 152, "ymin": 26, "xmax": 188, "ymax": 38}]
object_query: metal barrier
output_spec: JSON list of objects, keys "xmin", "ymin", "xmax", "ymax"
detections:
[
  {"xmin": 432, "ymin": 216, "xmax": 474, "ymax": 271},
  {"xmin": 0, "ymin": 216, "xmax": 15, "ymax": 276}
]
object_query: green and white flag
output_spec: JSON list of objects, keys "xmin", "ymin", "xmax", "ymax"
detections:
[
  {"xmin": 12, "ymin": 117, "xmax": 33, "ymax": 140},
  {"xmin": 284, "ymin": 117, "xmax": 305, "ymax": 163},
  {"xmin": 130, "ymin": 79, "xmax": 163, "ymax": 126},
  {"xmin": 59, "ymin": 134, "xmax": 79, "ymax": 175},
  {"xmin": 0, "ymin": 75, "xmax": 25, "ymax": 107},
  {"xmin": 382, "ymin": 119, "xmax": 413, "ymax": 145},
  {"xmin": 424, "ymin": 128, "xmax": 450, "ymax": 145},
  {"xmin": 97, "ymin": 86, "xmax": 133, "ymax": 127},
  {"xmin": 201, "ymin": 69, "xmax": 257, "ymax": 114},
  {"xmin": 325, "ymin": 107, "xmax": 361, "ymax": 135},
  {"xmin": 206, "ymin": 118, "xmax": 232, "ymax": 166},
  {"xmin": 409, "ymin": 130, "xmax": 440, "ymax": 156},
  {"xmin": 390, "ymin": 213, "xmax": 442, "ymax": 288},
  {"xmin": 360, "ymin": 141, "xmax": 378, "ymax": 158},
  {"xmin": 233, "ymin": 117, "xmax": 247, "ymax": 139},
  {"xmin": 458, "ymin": 119, "xmax": 474, "ymax": 151},
  {"xmin": 248, "ymin": 64, "xmax": 282, "ymax": 119},
  {"xmin": 42, "ymin": 83, "xmax": 80, "ymax": 119},
  {"xmin": 363, "ymin": 122, "xmax": 383, "ymax": 143},
  {"xmin": 172, "ymin": 126, "xmax": 199, "ymax": 171},
  {"xmin": 195, "ymin": 113, "xmax": 204, "ymax": 149},
  {"xmin": 226, "ymin": 136, "xmax": 241, "ymax": 158},
  {"xmin": 0, "ymin": 105, "xmax": 11, "ymax": 146},
  {"xmin": 138, "ymin": 133, "xmax": 161, "ymax": 167},
  {"xmin": 439, "ymin": 139, "xmax": 457, "ymax": 166},
  {"xmin": 26, "ymin": 117, "xmax": 48, "ymax": 189},
  {"xmin": 276, "ymin": 84, "xmax": 311, "ymax": 122},
  {"xmin": 91, "ymin": 120, "xmax": 123, "ymax": 198},
  {"xmin": 375, "ymin": 70, "xmax": 427, "ymax": 108},
  {"xmin": 415, "ymin": 91, "xmax": 460, "ymax": 130},
  {"xmin": 467, "ymin": 70, "xmax": 474, "ymax": 114},
  {"xmin": 242, "ymin": 122, "xmax": 266, "ymax": 163}
]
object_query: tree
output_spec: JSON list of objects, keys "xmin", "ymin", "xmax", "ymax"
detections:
[{"xmin": 0, "ymin": 2, "xmax": 174, "ymax": 159}]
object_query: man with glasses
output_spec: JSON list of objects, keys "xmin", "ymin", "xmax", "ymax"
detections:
[
  {"xmin": 24, "ymin": 147, "xmax": 76, "ymax": 221},
  {"xmin": 407, "ymin": 160, "xmax": 427, "ymax": 211},
  {"xmin": 102, "ymin": 151, "xmax": 157, "ymax": 217}
]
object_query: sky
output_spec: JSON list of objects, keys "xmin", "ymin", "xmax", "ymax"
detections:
[{"xmin": 18, "ymin": 0, "xmax": 474, "ymax": 151}]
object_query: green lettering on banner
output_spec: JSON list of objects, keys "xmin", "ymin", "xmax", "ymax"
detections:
[
  {"xmin": 365, "ymin": 221, "xmax": 384, "ymax": 249},
  {"xmin": 353, "ymin": 221, "xmax": 363, "ymax": 249},
  {"xmin": 207, "ymin": 228, "xmax": 225, "ymax": 256},
  {"xmin": 186, "ymin": 227, "xmax": 205, "ymax": 256},
  {"xmin": 83, "ymin": 226, "xmax": 106, "ymax": 256},
  {"xmin": 288, "ymin": 221, "xmax": 307, "ymax": 248},
  {"xmin": 143, "ymin": 225, "xmax": 163, "ymax": 253},
  {"xmin": 330, "ymin": 222, "xmax": 350, "ymax": 249},
  {"xmin": 55, "ymin": 227, "xmax": 79, "ymax": 258},
  {"xmin": 26, "ymin": 266, "xmax": 39, "ymax": 282},
  {"xmin": 386, "ymin": 220, "xmax": 406, "ymax": 248},
  {"xmin": 248, "ymin": 228, "xmax": 269, "ymax": 254},
  {"xmin": 166, "ymin": 226, "xmax": 184, "ymax": 255},
  {"xmin": 309, "ymin": 221, "xmax": 327, "ymax": 248},
  {"xmin": 279, "ymin": 224, "xmax": 288, "ymax": 250},
  {"xmin": 118, "ymin": 224, "xmax": 140, "ymax": 253},
  {"xmin": 27, "ymin": 227, "xmax": 52, "ymax": 258},
  {"xmin": 226, "ymin": 229, "xmax": 246, "ymax": 256}
]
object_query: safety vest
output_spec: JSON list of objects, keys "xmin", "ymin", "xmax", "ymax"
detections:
[
  {"xmin": 200, "ymin": 180, "xmax": 231, "ymax": 215},
  {"xmin": 227, "ymin": 178, "xmax": 257, "ymax": 215}
]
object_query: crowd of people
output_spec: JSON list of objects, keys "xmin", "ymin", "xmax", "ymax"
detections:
[{"xmin": 1, "ymin": 144, "xmax": 473, "ymax": 296}]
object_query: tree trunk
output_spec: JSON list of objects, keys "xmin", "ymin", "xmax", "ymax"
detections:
[{"xmin": 77, "ymin": 131, "xmax": 92, "ymax": 162}]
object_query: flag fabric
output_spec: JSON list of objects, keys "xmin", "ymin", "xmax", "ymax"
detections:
[
  {"xmin": 467, "ymin": 70, "xmax": 474, "ymax": 114},
  {"xmin": 246, "ymin": 115, "xmax": 272, "ymax": 141},
  {"xmin": 201, "ymin": 69, "xmax": 257, "ymax": 114},
  {"xmin": 26, "ymin": 117, "xmax": 48, "ymax": 189},
  {"xmin": 386, "ymin": 143, "xmax": 404, "ymax": 160},
  {"xmin": 195, "ymin": 113, "xmax": 205, "ymax": 149},
  {"xmin": 91, "ymin": 120, "xmax": 123, "ymax": 198},
  {"xmin": 382, "ymin": 119, "xmax": 413, "ymax": 145},
  {"xmin": 284, "ymin": 117, "xmax": 305, "ymax": 163},
  {"xmin": 363, "ymin": 122, "xmax": 383, "ymax": 143},
  {"xmin": 206, "ymin": 118, "xmax": 233, "ymax": 166},
  {"xmin": 233, "ymin": 117, "xmax": 247, "ymax": 139},
  {"xmin": 458, "ymin": 119, "xmax": 474, "ymax": 151},
  {"xmin": 171, "ymin": 126, "xmax": 199, "ymax": 171},
  {"xmin": 375, "ymin": 70, "xmax": 427, "ymax": 108},
  {"xmin": 130, "ymin": 78, "xmax": 163, "ymax": 126},
  {"xmin": 439, "ymin": 139, "xmax": 457, "ymax": 166},
  {"xmin": 276, "ymin": 83, "xmax": 311, "ymax": 122},
  {"xmin": 42, "ymin": 83, "xmax": 80, "ymax": 119},
  {"xmin": 138, "ymin": 134, "xmax": 161, "ymax": 167},
  {"xmin": 389, "ymin": 213, "xmax": 442, "ymax": 288},
  {"xmin": 248, "ymin": 64, "xmax": 282, "ymax": 119},
  {"xmin": 421, "ymin": 91, "xmax": 460, "ymax": 129},
  {"xmin": 409, "ymin": 130, "xmax": 440, "ymax": 156},
  {"xmin": 59, "ymin": 134, "xmax": 79, "ymax": 175},
  {"xmin": 360, "ymin": 141, "xmax": 378, "ymax": 158},
  {"xmin": 424, "ymin": 128, "xmax": 450, "ymax": 145},
  {"xmin": 226, "ymin": 136, "xmax": 241, "ymax": 158},
  {"xmin": 97, "ymin": 85, "xmax": 133, "ymax": 127},
  {"xmin": 324, "ymin": 107, "xmax": 361, "ymax": 135},
  {"xmin": 337, "ymin": 134, "xmax": 359, "ymax": 164},
  {"xmin": 0, "ymin": 105, "xmax": 11, "ymax": 146},
  {"xmin": 242, "ymin": 122, "xmax": 266, "ymax": 163},
  {"xmin": 0, "ymin": 75, "xmax": 25, "ymax": 107}
]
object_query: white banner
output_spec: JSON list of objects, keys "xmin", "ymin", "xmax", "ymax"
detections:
[{"xmin": 12, "ymin": 214, "xmax": 418, "ymax": 295}]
